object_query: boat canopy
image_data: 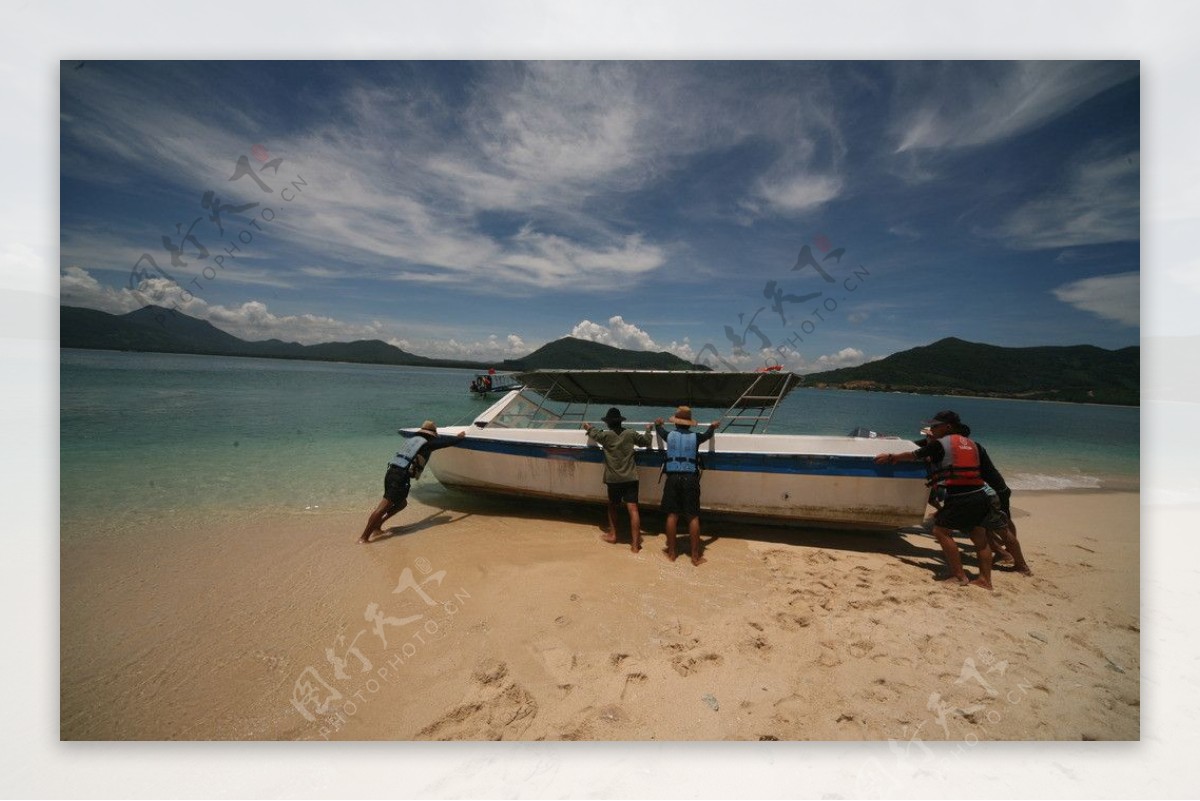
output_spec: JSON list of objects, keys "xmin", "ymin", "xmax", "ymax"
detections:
[{"xmin": 513, "ymin": 369, "xmax": 802, "ymax": 409}]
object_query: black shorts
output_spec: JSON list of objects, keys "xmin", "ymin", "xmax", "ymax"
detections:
[
  {"xmin": 934, "ymin": 489, "xmax": 990, "ymax": 532},
  {"xmin": 606, "ymin": 481, "xmax": 640, "ymax": 505},
  {"xmin": 996, "ymin": 487, "xmax": 1012, "ymax": 518},
  {"xmin": 661, "ymin": 472, "xmax": 701, "ymax": 519},
  {"xmin": 383, "ymin": 465, "xmax": 412, "ymax": 506}
]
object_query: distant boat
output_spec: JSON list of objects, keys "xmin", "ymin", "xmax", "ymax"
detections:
[
  {"xmin": 469, "ymin": 371, "xmax": 522, "ymax": 397},
  {"xmin": 418, "ymin": 369, "xmax": 929, "ymax": 529}
]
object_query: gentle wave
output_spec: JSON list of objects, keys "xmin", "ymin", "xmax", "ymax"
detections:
[{"xmin": 1007, "ymin": 472, "xmax": 1104, "ymax": 491}]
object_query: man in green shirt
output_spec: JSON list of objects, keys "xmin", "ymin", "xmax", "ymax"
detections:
[{"xmin": 583, "ymin": 407, "xmax": 654, "ymax": 553}]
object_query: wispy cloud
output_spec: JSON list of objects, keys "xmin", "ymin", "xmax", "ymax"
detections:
[
  {"xmin": 61, "ymin": 62, "xmax": 851, "ymax": 298},
  {"xmin": 999, "ymin": 149, "xmax": 1139, "ymax": 249},
  {"xmin": 1051, "ymin": 271, "xmax": 1139, "ymax": 326},
  {"xmin": 891, "ymin": 61, "xmax": 1136, "ymax": 153}
]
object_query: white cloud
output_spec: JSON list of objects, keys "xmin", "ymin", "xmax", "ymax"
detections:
[
  {"xmin": 569, "ymin": 315, "xmax": 696, "ymax": 362},
  {"xmin": 692, "ymin": 343, "xmax": 879, "ymax": 375},
  {"xmin": 748, "ymin": 174, "xmax": 843, "ymax": 216},
  {"xmin": 1000, "ymin": 150, "xmax": 1139, "ymax": 249},
  {"xmin": 1051, "ymin": 271, "xmax": 1140, "ymax": 327},
  {"xmin": 60, "ymin": 266, "xmax": 143, "ymax": 314},
  {"xmin": 60, "ymin": 62, "xmax": 854, "ymax": 295},
  {"xmin": 892, "ymin": 62, "xmax": 1136, "ymax": 153},
  {"xmin": 60, "ymin": 266, "xmax": 537, "ymax": 357}
]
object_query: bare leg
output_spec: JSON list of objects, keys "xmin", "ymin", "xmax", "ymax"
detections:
[
  {"xmin": 358, "ymin": 497, "xmax": 396, "ymax": 543},
  {"xmin": 601, "ymin": 500, "xmax": 619, "ymax": 543},
  {"xmin": 689, "ymin": 516, "xmax": 706, "ymax": 566},
  {"xmin": 1000, "ymin": 523, "xmax": 1032, "ymax": 575},
  {"xmin": 931, "ymin": 525, "xmax": 968, "ymax": 585},
  {"xmin": 627, "ymin": 503, "xmax": 642, "ymax": 553},
  {"xmin": 989, "ymin": 528, "xmax": 1013, "ymax": 564},
  {"xmin": 664, "ymin": 513, "xmax": 678, "ymax": 561},
  {"xmin": 967, "ymin": 526, "xmax": 993, "ymax": 590}
]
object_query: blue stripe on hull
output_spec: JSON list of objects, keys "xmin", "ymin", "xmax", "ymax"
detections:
[{"xmin": 439, "ymin": 436, "xmax": 927, "ymax": 479}]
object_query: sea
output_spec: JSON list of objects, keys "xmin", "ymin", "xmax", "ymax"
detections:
[{"xmin": 60, "ymin": 349, "xmax": 1140, "ymax": 536}]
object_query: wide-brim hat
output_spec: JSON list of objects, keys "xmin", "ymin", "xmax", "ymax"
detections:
[
  {"xmin": 668, "ymin": 405, "xmax": 699, "ymax": 426},
  {"xmin": 601, "ymin": 407, "xmax": 625, "ymax": 423},
  {"xmin": 418, "ymin": 420, "xmax": 438, "ymax": 437}
]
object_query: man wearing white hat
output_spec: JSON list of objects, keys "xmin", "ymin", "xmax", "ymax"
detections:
[{"xmin": 357, "ymin": 420, "xmax": 466, "ymax": 544}]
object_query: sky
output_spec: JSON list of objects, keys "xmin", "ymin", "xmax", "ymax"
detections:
[{"xmin": 59, "ymin": 60, "xmax": 1141, "ymax": 371}]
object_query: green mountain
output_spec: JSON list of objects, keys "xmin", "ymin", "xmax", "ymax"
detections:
[
  {"xmin": 803, "ymin": 337, "xmax": 1139, "ymax": 406},
  {"xmin": 61, "ymin": 305, "xmax": 449, "ymax": 366},
  {"xmin": 60, "ymin": 306, "xmax": 706, "ymax": 371},
  {"xmin": 501, "ymin": 336, "xmax": 705, "ymax": 371}
]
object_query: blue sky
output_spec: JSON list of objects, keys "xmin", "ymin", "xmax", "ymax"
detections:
[{"xmin": 59, "ymin": 60, "xmax": 1140, "ymax": 370}]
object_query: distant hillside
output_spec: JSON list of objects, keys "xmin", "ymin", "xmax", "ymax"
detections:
[
  {"xmin": 60, "ymin": 306, "xmax": 706, "ymax": 372},
  {"xmin": 61, "ymin": 305, "xmax": 463, "ymax": 367},
  {"xmin": 501, "ymin": 336, "xmax": 705, "ymax": 371},
  {"xmin": 804, "ymin": 337, "xmax": 1139, "ymax": 406}
]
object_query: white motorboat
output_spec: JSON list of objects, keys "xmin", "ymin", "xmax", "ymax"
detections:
[{"xmin": 411, "ymin": 370, "xmax": 929, "ymax": 529}]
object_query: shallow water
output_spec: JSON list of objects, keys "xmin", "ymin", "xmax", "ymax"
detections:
[{"xmin": 60, "ymin": 349, "xmax": 1139, "ymax": 538}]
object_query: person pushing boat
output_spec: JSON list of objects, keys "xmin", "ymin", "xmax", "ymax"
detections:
[
  {"xmin": 655, "ymin": 406, "xmax": 718, "ymax": 566},
  {"xmin": 583, "ymin": 407, "xmax": 654, "ymax": 553},
  {"xmin": 357, "ymin": 420, "xmax": 466, "ymax": 544}
]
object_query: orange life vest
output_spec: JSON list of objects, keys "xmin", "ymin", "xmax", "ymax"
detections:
[{"xmin": 930, "ymin": 434, "xmax": 983, "ymax": 488}]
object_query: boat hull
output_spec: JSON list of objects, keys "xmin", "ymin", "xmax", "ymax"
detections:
[{"xmin": 425, "ymin": 428, "xmax": 930, "ymax": 529}]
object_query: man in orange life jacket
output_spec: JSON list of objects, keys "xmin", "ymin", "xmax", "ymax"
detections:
[{"xmin": 875, "ymin": 410, "xmax": 995, "ymax": 589}]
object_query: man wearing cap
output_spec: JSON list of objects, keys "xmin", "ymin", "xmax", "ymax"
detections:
[
  {"xmin": 583, "ymin": 407, "xmax": 654, "ymax": 552},
  {"xmin": 874, "ymin": 410, "xmax": 995, "ymax": 589},
  {"xmin": 357, "ymin": 420, "xmax": 466, "ymax": 544},
  {"xmin": 655, "ymin": 406, "xmax": 719, "ymax": 566}
]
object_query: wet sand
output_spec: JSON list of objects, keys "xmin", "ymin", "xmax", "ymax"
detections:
[{"xmin": 60, "ymin": 489, "xmax": 1139, "ymax": 741}]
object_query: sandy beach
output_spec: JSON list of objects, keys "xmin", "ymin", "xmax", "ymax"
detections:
[{"xmin": 60, "ymin": 487, "xmax": 1139, "ymax": 741}]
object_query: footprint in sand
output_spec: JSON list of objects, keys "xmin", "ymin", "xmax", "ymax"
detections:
[
  {"xmin": 774, "ymin": 611, "xmax": 812, "ymax": 631},
  {"xmin": 417, "ymin": 659, "xmax": 538, "ymax": 740},
  {"xmin": 738, "ymin": 635, "xmax": 772, "ymax": 656},
  {"xmin": 672, "ymin": 652, "xmax": 724, "ymax": 677}
]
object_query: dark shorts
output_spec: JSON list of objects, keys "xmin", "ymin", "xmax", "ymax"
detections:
[
  {"xmin": 661, "ymin": 472, "xmax": 701, "ymax": 519},
  {"xmin": 983, "ymin": 490, "xmax": 1011, "ymax": 531},
  {"xmin": 606, "ymin": 481, "xmax": 640, "ymax": 505},
  {"xmin": 996, "ymin": 487, "xmax": 1012, "ymax": 518},
  {"xmin": 383, "ymin": 464, "xmax": 412, "ymax": 506},
  {"xmin": 934, "ymin": 489, "xmax": 990, "ymax": 532}
]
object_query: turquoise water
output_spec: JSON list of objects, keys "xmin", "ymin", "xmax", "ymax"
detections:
[{"xmin": 61, "ymin": 350, "xmax": 1140, "ymax": 533}]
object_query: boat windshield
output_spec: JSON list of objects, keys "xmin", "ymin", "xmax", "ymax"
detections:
[{"xmin": 495, "ymin": 369, "xmax": 802, "ymax": 433}]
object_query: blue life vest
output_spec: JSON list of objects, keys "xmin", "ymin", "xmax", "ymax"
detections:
[
  {"xmin": 665, "ymin": 430, "xmax": 699, "ymax": 474},
  {"xmin": 388, "ymin": 436, "xmax": 428, "ymax": 479}
]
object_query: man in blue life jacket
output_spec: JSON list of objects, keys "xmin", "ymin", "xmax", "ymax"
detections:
[
  {"xmin": 584, "ymin": 407, "xmax": 655, "ymax": 553},
  {"xmin": 655, "ymin": 405, "xmax": 719, "ymax": 566},
  {"xmin": 875, "ymin": 410, "xmax": 995, "ymax": 589},
  {"xmin": 357, "ymin": 420, "xmax": 466, "ymax": 544}
]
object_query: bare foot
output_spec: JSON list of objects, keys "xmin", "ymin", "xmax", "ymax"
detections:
[
  {"xmin": 993, "ymin": 552, "xmax": 1015, "ymax": 566},
  {"xmin": 631, "ymin": 542, "xmax": 641, "ymax": 554},
  {"xmin": 1016, "ymin": 565, "xmax": 1033, "ymax": 576},
  {"xmin": 691, "ymin": 555, "xmax": 707, "ymax": 566},
  {"xmin": 662, "ymin": 547, "xmax": 677, "ymax": 562},
  {"xmin": 937, "ymin": 573, "xmax": 969, "ymax": 586},
  {"xmin": 600, "ymin": 532, "xmax": 618, "ymax": 544},
  {"xmin": 357, "ymin": 532, "xmax": 375, "ymax": 544},
  {"xmin": 969, "ymin": 577, "xmax": 994, "ymax": 591}
]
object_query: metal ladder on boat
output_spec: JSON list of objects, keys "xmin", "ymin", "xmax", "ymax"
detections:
[{"xmin": 717, "ymin": 372, "xmax": 794, "ymax": 434}]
